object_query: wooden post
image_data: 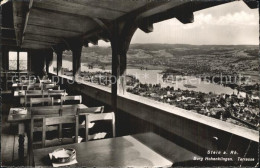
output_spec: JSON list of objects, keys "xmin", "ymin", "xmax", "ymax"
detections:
[
  {"xmin": 17, "ymin": 50, "xmax": 20, "ymax": 72},
  {"xmin": 28, "ymin": 51, "xmax": 31, "ymax": 72},
  {"xmin": 71, "ymin": 40, "xmax": 83, "ymax": 80},
  {"xmin": 110, "ymin": 21, "xmax": 137, "ymax": 112},
  {"xmin": 56, "ymin": 49, "xmax": 63, "ymax": 76},
  {"xmin": 45, "ymin": 50, "xmax": 53, "ymax": 74}
]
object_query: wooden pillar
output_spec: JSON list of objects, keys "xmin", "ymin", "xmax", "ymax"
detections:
[
  {"xmin": 30, "ymin": 50, "xmax": 46, "ymax": 78},
  {"xmin": 45, "ymin": 50, "xmax": 53, "ymax": 74},
  {"xmin": 56, "ymin": 49, "xmax": 63, "ymax": 76},
  {"xmin": 110, "ymin": 21, "xmax": 137, "ymax": 112},
  {"xmin": 28, "ymin": 50, "xmax": 32, "ymax": 72},
  {"xmin": 71, "ymin": 41, "xmax": 83, "ymax": 80},
  {"xmin": 17, "ymin": 50, "xmax": 20, "ymax": 72}
]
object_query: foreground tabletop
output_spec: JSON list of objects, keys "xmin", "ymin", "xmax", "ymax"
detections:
[{"xmin": 33, "ymin": 133, "xmax": 173, "ymax": 167}]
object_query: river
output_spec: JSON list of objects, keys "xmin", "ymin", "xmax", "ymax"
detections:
[{"xmin": 50, "ymin": 60, "xmax": 258, "ymax": 98}]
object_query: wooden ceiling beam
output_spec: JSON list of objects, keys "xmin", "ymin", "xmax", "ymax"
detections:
[
  {"xmin": 87, "ymin": 37, "xmax": 99, "ymax": 45},
  {"xmin": 12, "ymin": 1, "xmax": 27, "ymax": 46},
  {"xmin": 175, "ymin": 12, "xmax": 194, "ymax": 24},
  {"xmin": 32, "ymin": 0, "xmax": 125, "ymax": 20},
  {"xmin": 25, "ymin": 24, "xmax": 80, "ymax": 38},
  {"xmin": 135, "ymin": 1, "xmax": 190, "ymax": 23},
  {"xmin": 138, "ymin": 22, "xmax": 153, "ymax": 33},
  {"xmin": 243, "ymin": 0, "xmax": 258, "ymax": 9},
  {"xmin": 27, "ymin": 23, "xmax": 83, "ymax": 34},
  {"xmin": 26, "ymin": 7, "xmax": 98, "ymax": 35},
  {"xmin": 140, "ymin": 1, "xmax": 235, "ymax": 25},
  {"xmin": 82, "ymin": 1, "xmax": 169, "ymax": 41},
  {"xmin": 1, "ymin": 27, "xmax": 15, "ymax": 30},
  {"xmin": 29, "ymin": 6, "xmax": 109, "ymax": 42},
  {"xmin": 22, "ymin": 0, "xmax": 33, "ymax": 44},
  {"xmin": 21, "ymin": 43, "xmax": 50, "ymax": 49},
  {"xmin": 24, "ymin": 33, "xmax": 62, "ymax": 43},
  {"xmin": 114, "ymin": 0, "xmax": 168, "ymax": 23},
  {"xmin": 24, "ymin": 39, "xmax": 56, "ymax": 45},
  {"xmin": 82, "ymin": 19, "xmax": 110, "ymax": 39}
]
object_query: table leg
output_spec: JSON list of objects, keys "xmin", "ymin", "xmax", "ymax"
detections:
[
  {"xmin": 18, "ymin": 123, "xmax": 26, "ymax": 164},
  {"xmin": 18, "ymin": 134, "xmax": 25, "ymax": 164}
]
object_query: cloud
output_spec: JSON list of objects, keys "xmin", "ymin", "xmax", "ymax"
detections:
[
  {"xmin": 216, "ymin": 11, "xmax": 257, "ymax": 26},
  {"xmin": 172, "ymin": 11, "xmax": 258, "ymax": 29}
]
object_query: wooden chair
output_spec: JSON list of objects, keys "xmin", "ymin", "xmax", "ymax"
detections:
[
  {"xmin": 47, "ymin": 89, "xmax": 66, "ymax": 97},
  {"xmin": 47, "ymin": 89, "xmax": 66, "ymax": 104},
  {"xmin": 31, "ymin": 108, "xmax": 61, "ymax": 116},
  {"xmin": 77, "ymin": 106, "xmax": 104, "ymax": 132},
  {"xmin": 21, "ymin": 84, "xmax": 28, "ymax": 90},
  {"xmin": 42, "ymin": 83, "xmax": 59, "ymax": 90},
  {"xmin": 29, "ymin": 115, "xmax": 78, "ymax": 165},
  {"xmin": 39, "ymin": 79, "xmax": 51, "ymax": 84},
  {"xmin": 77, "ymin": 106, "xmax": 104, "ymax": 114},
  {"xmin": 21, "ymin": 79, "xmax": 35, "ymax": 85},
  {"xmin": 24, "ymin": 90, "xmax": 44, "ymax": 106},
  {"xmin": 36, "ymin": 115, "xmax": 78, "ymax": 147},
  {"xmin": 30, "ymin": 97, "xmax": 54, "ymax": 107},
  {"xmin": 30, "ymin": 108, "xmax": 62, "ymax": 132},
  {"xmin": 83, "ymin": 112, "xmax": 115, "ymax": 141},
  {"xmin": 61, "ymin": 95, "xmax": 82, "ymax": 105},
  {"xmin": 29, "ymin": 108, "xmax": 62, "ymax": 165},
  {"xmin": 27, "ymin": 83, "xmax": 41, "ymax": 90},
  {"xmin": 30, "ymin": 115, "xmax": 78, "ymax": 148}
]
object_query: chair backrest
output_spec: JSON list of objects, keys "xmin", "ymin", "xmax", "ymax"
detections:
[
  {"xmin": 27, "ymin": 83, "xmax": 41, "ymax": 90},
  {"xmin": 84, "ymin": 112, "xmax": 115, "ymax": 141},
  {"xmin": 48, "ymin": 90, "xmax": 66, "ymax": 97},
  {"xmin": 47, "ymin": 90, "xmax": 65, "ymax": 104},
  {"xmin": 30, "ymin": 97, "xmax": 54, "ymax": 107},
  {"xmin": 61, "ymin": 95, "xmax": 82, "ymax": 105},
  {"xmin": 30, "ymin": 108, "xmax": 62, "ymax": 150},
  {"xmin": 31, "ymin": 108, "xmax": 61, "ymax": 117},
  {"xmin": 21, "ymin": 84, "xmax": 28, "ymax": 90},
  {"xmin": 21, "ymin": 79, "xmax": 35, "ymax": 85},
  {"xmin": 77, "ymin": 106, "xmax": 104, "ymax": 114},
  {"xmin": 31, "ymin": 115, "xmax": 78, "ymax": 148},
  {"xmin": 40, "ymin": 79, "xmax": 51, "ymax": 84},
  {"xmin": 25, "ymin": 90, "xmax": 44, "ymax": 106},
  {"xmin": 26, "ymin": 90, "xmax": 43, "ymax": 95},
  {"xmin": 42, "ymin": 83, "xmax": 59, "ymax": 90}
]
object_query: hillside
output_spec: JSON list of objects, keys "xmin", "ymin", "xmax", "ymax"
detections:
[{"xmin": 62, "ymin": 44, "xmax": 259, "ymax": 76}]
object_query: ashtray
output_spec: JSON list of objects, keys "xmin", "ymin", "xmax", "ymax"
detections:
[
  {"xmin": 49, "ymin": 148, "xmax": 76, "ymax": 164},
  {"xmin": 12, "ymin": 108, "xmax": 27, "ymax": 115}
]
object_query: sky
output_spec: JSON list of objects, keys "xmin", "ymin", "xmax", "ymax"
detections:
[{"xmin": 98, "ymin": 1, "xmax": 259, "ymax": 46}]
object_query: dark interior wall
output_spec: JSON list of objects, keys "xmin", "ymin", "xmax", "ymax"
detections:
[
  {"xmin": 30, "ymin": 49, "xmax": 52, "ymax": 77},
  {"xmin": 1, "ymin": 46, "xmax": 9, "ymax": 71}
]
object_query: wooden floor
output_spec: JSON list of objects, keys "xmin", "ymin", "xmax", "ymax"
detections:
[{"xmin": 1, "ymin": 93, "xmax": 28, "ymax": 166}]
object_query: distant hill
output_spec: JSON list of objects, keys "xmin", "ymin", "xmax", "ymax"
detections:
[{"xmin": 62, "ymin": 43, "xmax": 258, "ymax": 71}]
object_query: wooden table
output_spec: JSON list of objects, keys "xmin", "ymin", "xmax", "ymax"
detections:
[
  {"xmin": 7, "ymin": 104, "xmax": 87, "ymax": 163},
  {"xmin": 33, "ymin": 133, "xmax": 173, "ymax": 167},
  {"xmin": 12, "ymin": 83, "xmax": 27, "ymax": 88},
  {"xmin": 14, "ymin": 90, "xmax": 67, "ymax": 104},
  {"xmin": 14, "ymin": 90, "xmax": 67, "ymax": 97},
  {"xmin": 12, "ymin": 82, "xmax": 56, "ymax": 88}
]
